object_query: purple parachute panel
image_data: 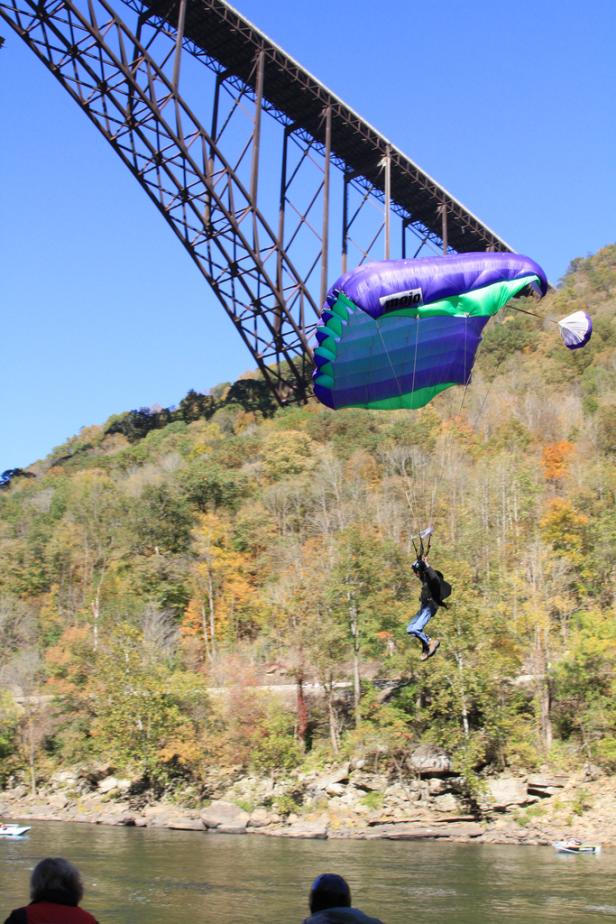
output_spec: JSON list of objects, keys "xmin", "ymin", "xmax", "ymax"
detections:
[{"xmin": 327, "ymin": 252, "xmax": 549, "ymax": 319}]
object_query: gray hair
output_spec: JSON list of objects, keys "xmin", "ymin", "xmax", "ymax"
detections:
[{"xmin": 30, "ymin": 857, "xmax": 84, "ymax": 905}]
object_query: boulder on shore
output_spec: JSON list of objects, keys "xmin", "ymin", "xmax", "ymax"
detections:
[
  {"xmin": 484, "ymin": 777, "xmax": 535, "ymax": 810},
  {"xmin": 200, "ymin": 800, "xmax": 249, "ymax": 831},
  {"xmin": 167, "ymin": 816, "xmax": 204, "ymax": 831},
  {"xmin": 408, "ymin": 745, "xmax": 453, "ymax": 777},
  {"xmin": 526, "ymin": 774, "xmax": 569, "ymax": 796},
  {"xmin": 278, "ymin": 818, "xmax": 329, "ymax": 839},
  {"xmin": 248, "ymin": 807, "xmax": 280, "ymax": 828},
  {"xmin": 97, "ymin": 776, "xmax": 131, "ymax": 795}
]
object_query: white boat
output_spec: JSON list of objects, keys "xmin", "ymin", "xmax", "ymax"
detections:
[
  {"xmin": 0, "ymin": 824, "xmax": 31, "ymax": 838},
  {"xmin": 554, "ymin": 840, "xmax": 601, "ymax": 855}
]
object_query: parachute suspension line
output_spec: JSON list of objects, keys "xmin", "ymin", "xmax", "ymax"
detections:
[
  {"xmin": 469, "ymin": 303, "xmax": 512, "ymax": 429},
  {"xmin": 428, "ymin": 474, "xmax": 439, "ymax": 532},
  {"xmin": 403, "ymin": 431, "xmax": 423, "ymax": 551},
  {"xmin": 410, "ymin": 312, "xmax": 421, "ymax": 398},
  {"xmin": 472, "ymin": 387, "xmax": 493, "ymax": 429},
  {"xmin": 508, "ymin": 304, "xmax": 559, "ymax": 327},
  {"xmin": 401, "ymin": 317, "xmax": 424, "ymax": 549},
  {"xmin": 410, "ymin": 315, "xmax": 427, "ymax": 533},
  {"xmin": 458, "ymin": 383, "xmax": 470, "ymax": 415},
  {"xmin": 426, "ymin": 420, "xmax": 454, "ymax": 554},
  {"xmin": 457, "ymin": 314, "xmax": 471, "ymax": 415},
  {"xmin": 375, "ymin": 319, "xmax": 404, "ymax": 397},
  {"xmin": 431, "ymin": 313, "xmax": 470, "ymax": 538},
  {"xmin": 427, "ymin": 312, "xmax": 461, "ymax": 535}
]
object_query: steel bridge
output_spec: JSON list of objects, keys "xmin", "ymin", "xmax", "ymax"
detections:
[{"xmin": 0, "ymin": 0, "xmax": 513, "ymax": 406}]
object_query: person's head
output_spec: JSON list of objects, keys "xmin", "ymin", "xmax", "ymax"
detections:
[
  {"xmin": 30, "ymin": 857, "xmax": 84, "ymax": 906},
  {"xmin": 412, "ymin": 558, "xmax": 426, "ymax": 577},
  {"xmin": 309, "ymin": 873, "xmax": 351, "ymax": 913}
]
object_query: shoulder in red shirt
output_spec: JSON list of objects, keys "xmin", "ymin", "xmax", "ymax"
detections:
[{"xmin": 20, "ymin": 902, "xmax": 98, "ymax": 924}]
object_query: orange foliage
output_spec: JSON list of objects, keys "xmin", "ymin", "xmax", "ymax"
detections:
[
  {"xmin": 440, "ymin": 414, "xmax": 477, "ymax": 453},
  {"xmin": 180, "ymin": 598, "xmax": 203, "ymax": 639},
  {"xmin": 158, "ymin": 724, "xmax": 204, "ymax": 769},
  {"xmin": 45, "ymin": 625, "xmax": 92, "ymax": 696},
  {"xmin": 541, "ymin": 440, "xmax": 575, "ymax": 481}
]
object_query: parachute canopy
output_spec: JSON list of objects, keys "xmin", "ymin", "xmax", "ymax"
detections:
[
  {"xmin": 313, "ymin": 252, "xmax": 549, "ymax": 411},
  {"xmin": 558, "ymin": 310, "xmax": 593, "ymax": 350}
]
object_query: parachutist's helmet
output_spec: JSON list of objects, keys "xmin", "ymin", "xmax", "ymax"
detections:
[{"xmin": 412, "ymin": 559, "xmax": 426, "ymax": 575}]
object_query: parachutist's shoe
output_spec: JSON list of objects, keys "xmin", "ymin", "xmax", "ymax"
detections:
[
  {"xmin": 419, "ymin": 645, "xmax": 431, "ymax": 662},
  {"xmin": 426, "ymin": 638, "xmax": 440, "ymax": 659}
]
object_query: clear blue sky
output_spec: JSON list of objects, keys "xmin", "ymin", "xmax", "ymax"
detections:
[{"xmin": 1, "ymin": 0, "xmax": 614, "ymax": 471}]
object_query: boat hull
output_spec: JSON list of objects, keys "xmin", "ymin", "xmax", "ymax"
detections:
[
  {"xmin": 0, "ymin": 824, "xmax": 31, "ymax": 838},
  {"xmin": 553, "ymin": 842, "xmax": 601, "ymax": 855}
]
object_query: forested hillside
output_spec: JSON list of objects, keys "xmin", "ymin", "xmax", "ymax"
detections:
[{"xmin": 1, "ymin": 245, "xmax": 615, "ymax": 801}]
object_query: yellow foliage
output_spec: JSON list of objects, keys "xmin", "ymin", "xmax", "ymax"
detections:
[
  {"xmin": 233, "ymin": 410, "xmax": 257, "ymax": 432},
  {"xmin": 540, "ymin": 498, "xmax": 588, "ymax": 565},
  {"xmin": 77, "ymin": 424, "xmax": 104, "ymax": 444},
  {"xmin": 261, "ymin": 429, "xmax": 316, "ymax": 479},
  {"xmin": 187, "ymin": 513, "xmax": 257, "ymax": 651},
  {"xmin": 38, "ymin": 587, "xmax": 65, "ymax": 638}
]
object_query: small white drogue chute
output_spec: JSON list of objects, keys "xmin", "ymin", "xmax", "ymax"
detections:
[{"xmin": 558, "ymin": 310, "xmax": 593, "ymax": 350}]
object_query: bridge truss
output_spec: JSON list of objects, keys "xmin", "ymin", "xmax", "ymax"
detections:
[{"xmin": 0, "ymin": 0, "xmax": 513, "ymax": 405}]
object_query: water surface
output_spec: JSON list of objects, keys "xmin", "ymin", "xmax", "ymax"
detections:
[{"xmin": 1, "ymin": 821, "xmax": 614, "ymax": 923}]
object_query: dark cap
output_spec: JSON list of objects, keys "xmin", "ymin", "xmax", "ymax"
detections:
[
  {"xmin": 309, "ymin": 874, "xmax": 351, "ymax": 912},
  {"xmin": 412, "ymin": 559, "xmax": 426, "ymax": 574}
]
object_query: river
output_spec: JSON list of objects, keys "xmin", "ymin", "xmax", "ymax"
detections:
[{"xmin": 1, "ymin": 821, "xmax": 615, "ymax": 923}]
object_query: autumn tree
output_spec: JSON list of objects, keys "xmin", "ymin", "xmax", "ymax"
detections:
[
  {"xmin": 182, "ymin": 513, "xmax": 256, "ymax": 663},
  {"xmin": 88, "ymin": 623, "xmax": 208, "ymax": 787},
  {"xmin": 541, "ymin": 441, "xmax": 575, "ymax": 484},
  {"xmin": 47, "ymin": 470, "xmax": 129, "ymax": 649},
  {"xmin": 553, "ymin": 608, "xmax": 616, "ymax": 768}
]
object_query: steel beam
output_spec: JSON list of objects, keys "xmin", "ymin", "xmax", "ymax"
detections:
[
  {"xmin": 384, "ymin": 146, "xmax": 391, "ymax": 260},
  {"xmin": 320, "ymin": 104, "xmax": 331, "ymax": 309}
]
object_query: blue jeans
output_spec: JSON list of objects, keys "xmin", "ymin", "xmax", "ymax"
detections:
[{"xmin": 407, "ymin": 603, "xmax": 437, "ymax": 650}]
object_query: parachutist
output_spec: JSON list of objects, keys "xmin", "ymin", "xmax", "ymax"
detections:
[{"xmin": 406, "ymin": 555, "xmax": 451, "ymax": 662}]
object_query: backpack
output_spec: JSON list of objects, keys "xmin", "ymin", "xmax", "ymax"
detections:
[{"xmin": 427, "ymin": 568, "xmax": 452, "ymax": 606}]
